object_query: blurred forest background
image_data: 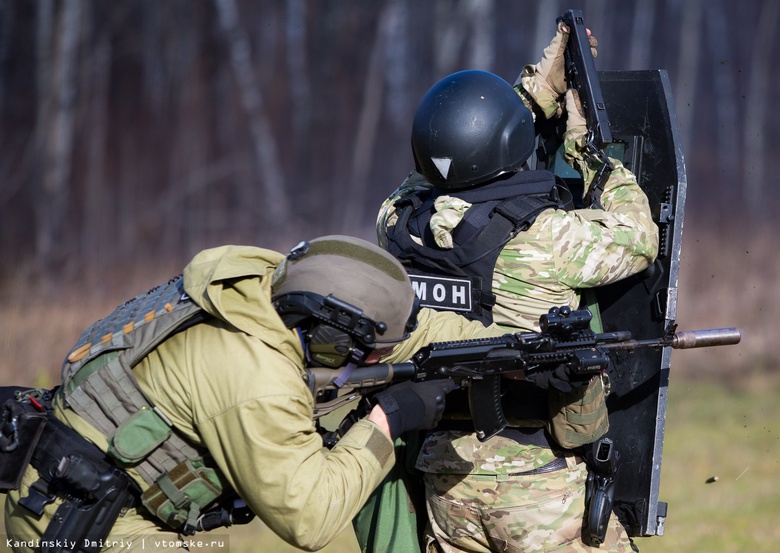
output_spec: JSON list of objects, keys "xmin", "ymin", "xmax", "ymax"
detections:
[
  {"xmin": 0, "ymin": 1, "xmax": 778, "ymax": 552},
  {"xmin": 1, "ymin": 0, "xmax": 775, "ymax": 379}
]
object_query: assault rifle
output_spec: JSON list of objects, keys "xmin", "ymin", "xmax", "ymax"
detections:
[
  {"xmin": 559, "ymin": 8, "xmax": 614, "ymax": 207},
  {"xmin": 308, "ymin": 307, "xmax": 741, "ymax": 445}
]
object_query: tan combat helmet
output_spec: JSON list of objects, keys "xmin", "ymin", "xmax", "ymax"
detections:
[{"xmin": 271, "ymin": 235, "xmax": 419, "ymax": 367}]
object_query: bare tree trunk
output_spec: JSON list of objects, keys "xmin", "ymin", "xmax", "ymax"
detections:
[
  {"xmin": 214, "ymin": 0, "xmax": 290, "ymax": 232},
  {"xmin": 340, "ymin": 3, "xmax": 395, "ymax": 232},
  {"xmin": 531, "ymin": 0, "xmax": 561, "ymax": 65},
  {"xmin": 629, "ymin": 0, "xmax": 656, "ymax": 70},
  {"xmin": 33, "ymin": 0, "xmax": 53, "ymax": 262},
  {"xmin": 383, "ymin": 0, "xmax": 410, "ymax": 133},
  {"xmin": 432, "ymin": 0, "xmax": 499, "ymax": 84},
  {"xmin": 589, "ymin": 1, "xmax": 613, "ymax": 49},
  {"xmin": 675, "ymin": 0, "xmax": 703, "ymax": 156},
  {"xmin": 35, "ymin": 0, "xmax": 81, "ymax": 270},
  {"xmin": 0, "ymin": 0, "xmax": 14, "ymax": 109},
  {"xmin": 174, "ymin": 58, "xmax": 209, "ymax": 254},
  {"xmin": 704, "ymin": 0, "xmax": 739, "ymax": 206},
  {"xmin": 465, "ymin": 0, "xmax": 495, "ymax": 70},
  {"xmin": 743, "ymin": 0, "xmax": 780, "ymax": 218},
  {"xmin": 81, "ymin": 17, "xmax": 111, "ymax": 263},
  {"xmin": 434, "ymin": 0, "xmax": 469, "ymax": 76},
  {"xmin": 286, "ymin": 0, "xmax": 311, "ymax": 152},
  {"xmin": 0, "ymin": 1, "xmax": 29, "ymax": 209},
  {"xmin": 141, "ymin": 0, "xmax": 166, "ymax": 117},
  {"xmin": 433, "ymin": 0, "xmax": 499, "ymax": 82}
]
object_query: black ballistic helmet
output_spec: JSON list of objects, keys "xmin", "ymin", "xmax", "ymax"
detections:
[{"xmin": 411, "ymin": 70, "xmax": 535, "ymax": 190}]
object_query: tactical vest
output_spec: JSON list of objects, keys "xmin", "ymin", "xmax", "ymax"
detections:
[
  {"xmin": 59, "ymin": 274, "xmax": 230, "ymax": 532},
  {"xmin": 384, "ymin": 170, "xmax": 568, "ymax": 325}
]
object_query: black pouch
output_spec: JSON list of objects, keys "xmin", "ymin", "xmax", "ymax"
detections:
[{"xmin": 0, "ymin": 389, "xmax": 49, "ymax": 491}]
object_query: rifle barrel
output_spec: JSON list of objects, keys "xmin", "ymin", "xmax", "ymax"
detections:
[
  {"xmin": 671, "ymin": 327, "xmax": 741, "ymax": 349},
  {"xmin": 601, "ymin": 327, "xmax": 742, "ymax": 351}
]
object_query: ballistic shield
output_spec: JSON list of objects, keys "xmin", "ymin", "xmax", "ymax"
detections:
[{"xmin": 572, "ymin": 69, "xmax": 687, "ymax": 537}]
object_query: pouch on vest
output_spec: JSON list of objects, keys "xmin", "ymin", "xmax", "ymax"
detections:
[
  {"xmin": 0, "ymin": 394, "xmax": 48, "ymax": 491},
  {"xmin": 546, "ymin": 376, "xmax": 609, "ymax": 449},
  {"xmin": 108, "ymin": 406, "xmax": 172, "ymax": 464},
  {"xmin": 142, "ymin": 457, "xmax": 228, "ymax": 534}
]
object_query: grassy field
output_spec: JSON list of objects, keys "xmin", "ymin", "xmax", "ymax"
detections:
[
  {"xmin": 4, "ymin": 373, "xmax": 776, "ymax": 553},
  {"xmin": 635, "ymin": 374, "xmax": 780, "ymax": 553}
]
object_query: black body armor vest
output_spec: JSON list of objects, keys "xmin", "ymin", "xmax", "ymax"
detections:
[{"xmin": 384, "ymin": 170, "xmax": 567, "ymax": 325}]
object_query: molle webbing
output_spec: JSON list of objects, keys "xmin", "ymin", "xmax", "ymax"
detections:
[
  {"xmin": 547, "ymin": 376, "xmax": 610, "ymax": 449},
  {"xmin": 60, "ymin": 275, "xmax": 205, "ymax": 486},
  {"xmin": 385, "ymin": 170, "xmax": 562, "ymax": 324}
]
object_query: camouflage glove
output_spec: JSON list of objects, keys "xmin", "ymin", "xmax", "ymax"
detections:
[
  {"xmin": 374, "ymin": 379, "xmax": 456, "ymax": 440},
  {"xmin": 563, "ymin": 88, "xmax": 592, "ymax": 178},
  {"xmin": 564, "ymin": 88, "xmax": 587, "ymax": 141},
  {"xmin": 562, "ymin": 87, "xmax": 612, "ymax": 199},
  {"xmin": 515, "ymin": 21, "xmax": 570, "ymax": 119},
  {"xmin": 516, "ymin": 22, "xmax": 599, "ymax": 120}
]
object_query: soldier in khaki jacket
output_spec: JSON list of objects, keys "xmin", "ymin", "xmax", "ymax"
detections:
[{"xmin": 3, "ymin": 236, "xmax": 502, "ymax": 552}]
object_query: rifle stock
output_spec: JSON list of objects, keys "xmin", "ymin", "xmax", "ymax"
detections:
[{"xmin": 309, "ymin": 308, "xmax": 741, "ymax": 443}]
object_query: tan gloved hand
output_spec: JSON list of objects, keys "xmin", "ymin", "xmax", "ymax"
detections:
[
  {"xmin": 561, "ymin": 88, "xmax": 594, "ymax": 184},
  {"xmin": 588, "ymin": 33, "xmax": 599, "ymax": 59},
  {"xmin": 533, "ymin": 20, "xmax": 571, "ymax": 97},
  {"xmin": 564, "ymin": 88, "xmax": 587, "ymax": 140},
  {"xmin": 516, "ymin": 22, "xmax": 600, "ymax": 120},
  {"xmin": 514, "ymin": 21, "xmax": 569, "ymax": 119},
  {"xmin": 529, "ymin": 22, "xmax": 600, "ymax": 91}
]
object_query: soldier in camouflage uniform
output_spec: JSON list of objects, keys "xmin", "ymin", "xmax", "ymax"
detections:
[{"xmin": 375, "ymin": 23, "xmax": 659, "ymax": 553}]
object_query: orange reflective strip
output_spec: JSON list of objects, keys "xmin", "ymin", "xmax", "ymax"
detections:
[{"xmin": 67, "ymin": 342, "xmax": 92, "ymax": 363}]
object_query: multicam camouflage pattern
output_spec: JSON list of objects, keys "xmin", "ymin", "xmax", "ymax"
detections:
[
  {"xmin": 517, "ymin": 64, "xmax": 563, "ymax": 120},
  {"xmin": 430, "ymin": 196, "xmax": 472, "ymax": 249},
  {"xmin": 422, "ymin": 461, "xmax": 636, "ymax": 553},
  {"xmin": 377, "ymin": 150, "xmax": 659, "ymax": 333},
  {"xmin": 415, "ymin": 431, "xmax": 559, "ymax": 475},
  {"xmin": 514, "ymin": 20, "xmax": 581, "ymax": 124},
  {"xmin": 418, "ymin": 429, "xmax": 635, "ymax": 552}
]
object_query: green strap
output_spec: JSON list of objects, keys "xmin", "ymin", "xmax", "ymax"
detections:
[
  {"xmin": 582, "ymin": 289, "xmax": 604, "ymax": 333},
  {"xmin": 156, "ymin": 472, "xmax": 191, "ymax": 510}
]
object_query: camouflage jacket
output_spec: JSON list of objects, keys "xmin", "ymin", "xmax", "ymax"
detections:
[{"xmin": 377, "ymin": 148, "xmax": 659, "ymax": 334}]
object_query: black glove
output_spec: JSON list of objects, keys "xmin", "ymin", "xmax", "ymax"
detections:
[
  {"xmin": 374, "ymin": 379, "xmax": 456, "ymax": 440},
  {"xmin": 525, "ymin": 364, "xmax": 592, "ymax": 393}
]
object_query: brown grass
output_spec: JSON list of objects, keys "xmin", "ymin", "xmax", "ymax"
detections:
[
  {"xmin": 674, "ymin": 221, "xmax": 778, "ymax": 382},
  {"xmin": 0, "ymin": 257, "xmax": 184, "ymax": 387}
]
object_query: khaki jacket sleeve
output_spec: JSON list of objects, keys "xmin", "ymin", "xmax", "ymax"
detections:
[
  {"xmin": 384, "ymin": 307, "xmax": 506, "ymax": 364},
  {"xmin": 184, "ymin": 325, "xmax": 395, "ymax": 551}
]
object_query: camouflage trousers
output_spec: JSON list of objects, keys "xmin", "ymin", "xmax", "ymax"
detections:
[{"xmin": 421, "ymin": 455, "xmax": 635, "ymax": 553}]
